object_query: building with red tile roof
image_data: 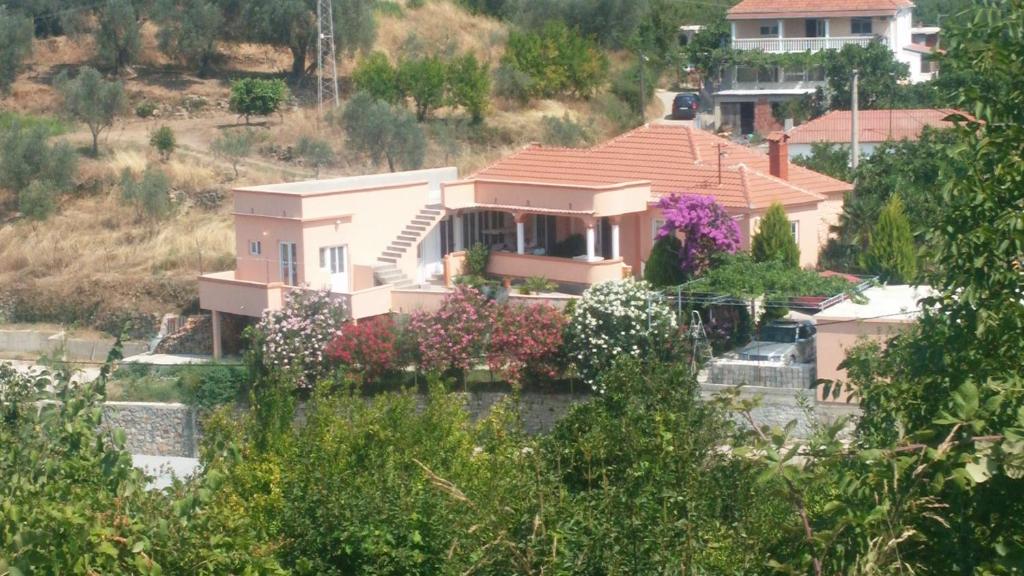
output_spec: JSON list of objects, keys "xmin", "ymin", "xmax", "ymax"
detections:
[
  {"xmin": 460, "ymin": 123, "xmax": 851, "ymax": 269},
  {"xmin": 727, "ymin": 0, "xmax": 913, "ymax": 19},
  {"xmin": 787, "ymin": 108, "xmax": 962, "ymax": 158}
]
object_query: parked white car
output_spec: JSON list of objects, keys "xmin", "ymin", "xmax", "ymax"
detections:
[{"xmin": 737, "ymin": 319, "xmax": 817, "ymax": 364}]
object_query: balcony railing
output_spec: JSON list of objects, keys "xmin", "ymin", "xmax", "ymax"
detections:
[{"xmin": 732, "ymin": 36, "xmax": 883, "ymax": 53}]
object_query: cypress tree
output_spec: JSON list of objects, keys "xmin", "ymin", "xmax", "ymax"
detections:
[
  {"xmin": 644, "ymin": 235, "xmax": 686, "ymax": 287},
  {"xmin": 751, "ymin": 202, "xmax": 800, "ymax": 268},
  {"xmin": 863, "ymin": 195, "xmax": 917, "ymax": 284}
]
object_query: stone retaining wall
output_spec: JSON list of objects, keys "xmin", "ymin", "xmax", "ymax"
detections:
[
  {"xmin": 708, "ymin": 360, "xmax": 816, "ymax": 389},
  {"xmin": 105, "ymin": 386, "xmax": 858, "ymax": 457}
]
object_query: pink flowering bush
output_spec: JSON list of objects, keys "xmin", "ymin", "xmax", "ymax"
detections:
[
  {"xmin": 487, "ymin": 302, "xmax": 567, "ymax": 384},
  {"xmin": 324, "ymin": 316, "xmax": 398, "ymax": 383},
  {"xmin": 409, "ymin": 286, "xmax": 495, "ymax": 374},
  {"xmin": 255, "ymin": 288, "xmax": 348, "ymax": 382},
  {"xmin": 657, "ymin": 194, "xmax": 740, "ymax": 277}
]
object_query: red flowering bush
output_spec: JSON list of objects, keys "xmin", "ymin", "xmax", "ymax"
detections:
[
  {"xmin": 324, "ymin": 315, "xmax": 398, "ymax": 382},
  {"xmin": 487, "ymin": 302, "xmax": 567, "ymax": 384},
  {"xmin": 408, "ymin": 286, "xmax": 495, "ymax": 374}
]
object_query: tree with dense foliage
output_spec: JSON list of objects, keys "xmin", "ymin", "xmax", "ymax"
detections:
[
  {"xmin": 501, "ymin": 21, "xmax": 608, "ymax": 99},
  {"xmin": 351, "ymin": 51, "xmax": 401, "ymax": 103},
  {"xmin": 57, "ymin": 67, "xmax": 125, "ymax": 156},
  {"xmin": 228, "ymin": 77, "xmax": 289, "ymax": 124},
  {"xmin": 397, "ymin": 54, "xmax": 447, "ymax": 121},
  {"xmin": 861, "ymin": 195, "xmax": 917, "ymax": 283},
  {"xmin": 295, "ymin": 135, "xmax": 333, "ymax": 177},
  {"xmin": 792, "ymin": 142, "xmax": 852, "ymax": 183},
  {"xmin": 0, "ymin": 8, "xmax": 33, "ymax": 94},
  {"xmin": 211, "ymin": 128, "xmax": 260, "ymax": 179},
  {"xmin": 656, "ymin": 193, "xmax": 741, "ymax": 278},
  {"xmin": 643, "ymin": 235, "xmax": 686, "ymax": 287},
  {"xmin": 825, "ymin": 40, "xmax": 910, "ymax": 110},
  {"xmin": 0, "ymin": 120, "xmax": 76, "ymax": 199},
  {"xmin": 341, "ymin": 91, "xmax": 426, "ymax": 172},
  {"xmin": 446, "ymin": 53, "xmax": 490, "ymax": 123},
  {"xmin": 149, "ymin": 125, "xmax": 175, "ymax": 161},
  {"xmin": 154, "ymin": 0, "xmax": 224, "ymax": 76},
  {"xmin": 238, "ymin": 0, "xmax": 375, "ymax": 78},
  {"xmin": 564, "ymin": 279, "xmax": 678, "ymax": 389},
  {"xmin": 492, "ymin": 63, "xmax": 533, "ymax": 105},
  {"xmin": 96, "ymin": 0, "xmax": 141, "ymax": 75},
  {"xmin": 751, "ymin": 203, "xmax": 800, "ymax": 268},
  {"xmin": 18, "ymin": 180, "xmax": 55, "ymax": 220}
]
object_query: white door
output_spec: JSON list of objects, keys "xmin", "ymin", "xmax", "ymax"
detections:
[
  {"xmin": 321, "ymin": 245, "xmax": 348, "ymax": 292},
  {"xmin": 279, "ymin": 242, "xmax": 297, "ymax": 285}
]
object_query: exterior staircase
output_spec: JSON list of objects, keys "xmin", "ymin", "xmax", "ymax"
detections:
[{"xmin": 373, "ymin": 204, "xmax": 444, "ymax": 288}]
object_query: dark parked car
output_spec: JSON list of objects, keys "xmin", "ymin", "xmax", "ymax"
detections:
[
  {"xmin": 738, "ymin": 319, "xmax": 817, "ymax": 364},
  {"xmin": 672, "ymin": 92, "xmax": 699, "ymax": 120}
]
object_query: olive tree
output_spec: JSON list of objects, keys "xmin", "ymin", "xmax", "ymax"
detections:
[
  {"xmin": 0, "ymin": 7, "xmax": 33, "ymax": 94},
  {"xmin": 342, "ymin": 92, "xmax": 425, "ymax": 172},
  {"xmin": 57, "ymin": 66, "xmax": 126, "ymax": 156},
  {"xmin": 95, "ymin": 0, "xmax": 141, "ymax": 75}
]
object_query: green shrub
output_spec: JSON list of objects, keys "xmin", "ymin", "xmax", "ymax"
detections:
[
  {"xmin": 610, "ymin": 62, "xmax": 657, "ymax": 115},
  {"xmin": 0, "ymin": 120, "xmax": 77, "ymax": 204},
  {"xmin": 17, "ymin": 180, "xmax": 56, "ymax": 220},
  {"xmin": 517, "ymin": 276, "xmax": 557, "ymax": 295},
  {"xmin": 862, "ymin": 195, "xmax": 917, "ymax": 283},
  {"xmin": 135, "ymin": 100, "xmax": 158, "ymax": 118},
  {"xmin": 493, "ymin": 64, "xmax": 533, "ymax": 105},
  {"xmin": 541, "ymin": 113, "xmax": 592, "ymax": 147},
  {"xmin": 446, "ymin": 53, "xmax": 490, "ymax": 123},
  {"xmin": 351, "ymin": 51, "xmax": 401, "ymax": 103},
  {"xmin": 177, "ymin": 363, "xmax": 246, "ymax": 409},
  {"xmin": 295, "ymin": 135, "xmax": 333, "ymax": 177},
  {"xmin": 751, "ymin": 202, "xmax": 800, "ymax": 268},
  {"xmin": 0, "ymin": 8, "xmax": 33, "ymax": 95},
  {"xmin": 501, "ymin": 21, "xmax": 608, "ymax": 99},
  {"xmin": 229, "ymin": 77, "xmax": 289, "ymax": 124},
  {"xmin": 149, "ymin": 125, "xmax": 176, "ymax": 160},
  {"xmin": 463, "ymin": 242, "xmax": 490, "ymax": 276},
  {"xmin": 121, "ymin": 166, "xmax": 174, "ymax": 221},
  {"xmin": 644, "ymin": 235, "xmax": 686, "ymax": 287},
  {"xmin": 594, "ymin": 92, "xmax": 639, "ymax": 132}
]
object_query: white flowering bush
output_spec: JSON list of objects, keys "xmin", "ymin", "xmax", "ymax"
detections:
[
  {"xmin": 565, "ymin": 279, "xmax": 678, "ymax": 391},
  {"xmin": 255, "ymin": 288, "xmax": 348, "ymax": 382}
]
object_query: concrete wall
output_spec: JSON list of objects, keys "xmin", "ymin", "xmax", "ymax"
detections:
[
  {"xmin": 0, "ymin": 328, "xmax": 148, "ymax": 361},
  {"xmin": 816, "ymin": 319, "xmax": 911, "ymax": 384}
]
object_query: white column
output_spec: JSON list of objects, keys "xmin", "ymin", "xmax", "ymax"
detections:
[
  {"xmin": 777, "ymin": 19, "xmax": 783, "ymax": 38},
  {"xmin": 824, "ymin": 19, "xmax": 830, "ymax": 38},
  {"xmin": 586, "ymin": 226, "xmax": 596, "ymax": 260},
  {"xmin": 611, "ymin": 222, "xmax": 620, "ymax": 260},
  {"xmin": 516, "ymin": 220, "xmax": 525, "ymax": 255},
  {"xmin": 730, "ymin": 22, "xmax": 736, "ymax": 46},
  {"xmin": 453, "ymin": 215, "xmax": 464, "ymax": 251}
]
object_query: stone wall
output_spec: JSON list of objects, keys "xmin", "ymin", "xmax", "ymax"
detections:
[
  {"xmin": 102, "ymin": 402, "xmax": 197, "ymax": 457},
  {"xmin": 708, "ymin": 360, "xmax": 816, "ymax": 389},
  {"xmin": 104, "ymin": 386, "xmax": 858, "ymax": 457}
]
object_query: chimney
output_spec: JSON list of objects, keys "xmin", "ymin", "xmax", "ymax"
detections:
[{"xmin": 767, "ymin": 131, "xmax": 789, "ymax": 180}]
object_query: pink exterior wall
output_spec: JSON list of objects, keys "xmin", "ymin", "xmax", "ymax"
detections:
[
  {"xmin": 488, "ymin": 252, "xmax": 628, "ymax": 285},
  {"xmin": 198, "ymin": 272, "xmax": 285, "ymax": 318},
  {"xmin": 445, "ymin": 180, "xmax": 651, "ymax": 219},
  {"xmin": 815, "ymin": 319, "xmax": 913, "ymax": 402},
  {"xmin": 745, "ymin": 202, "xmax": 822, "ymax": 268}
]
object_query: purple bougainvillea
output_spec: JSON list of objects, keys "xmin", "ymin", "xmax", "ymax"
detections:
[{"xmin": 657, "ymin": 194, "xmax": 740, "ymax": 277}]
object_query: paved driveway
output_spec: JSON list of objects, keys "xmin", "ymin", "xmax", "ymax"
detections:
[{"xmin": 652, "ymin": 89, "xmax": 696, "ymax": 126}]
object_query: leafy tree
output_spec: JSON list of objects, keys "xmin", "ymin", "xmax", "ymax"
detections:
[
  {"xmin": 121, "ymin": 166, "xmax": 174, "ymax": 220},
  {"xmin": 149, "ymin": 125, "xmax": 176, "ymax": 161},
  {"xmin": 501, "ymin": 21, "xmax": 608, "ymax": 98},
  {"xmin": 644, "ymin": 235, "xmax": 686, "ymax": 287},
  {"xmin": 341, "ymin": 91, "xmax": 426, "ymax": 172},
  {"xmin": 751, "ymin": 203, "xmax": 800, "ymax": 268},
  {"xmin": 684, "ymin": 14, "xmax": 731, "ymax": 84},
  {"xmin": 228, "ymin": 77, "xmax": 289, "ymax": 124},
  {"xmin": 211, "ymin": 127, "xmax": 260, "ymax": 178},
  {"xmin": 95, "ymin": 0, "xmax": 141, "ymax": 75},
  {"xmin": 446, "ymin": 53, "xmax": 490, "ymax": 123},
  {"xmin": 57, "ymin": 66, "xmax": 125, "ymax": 156},
  {"xmin": 239, "ymin": 0, "xmax": 375, "ymax": 78},
  {"xmin": 295, "ymin": 135, "xmax": 333, "ymax": 177},
  {"xmin": 861, "ymin": 195, "xmax": 917, "ymax": 283},
  {"xmin": 397, "ymin": 54, "xmax": 446, "ymax": 121},
  {"xmin": 492, "ymin": 63, "xmax": 533, "ymax": 105},
  {"xmin": 0, "ymin": 8, "xmax": 33, "ymax": 94},
  {"xmin": 0, "ymin": 120, "xmax": 76, "ymax": 196},
  {"xmin": 792, "ymin": 142, "xmax": 852, "ymax": 183},
  {"xmin": 825, "ymin": 40, "xmax": 910, "ymax": 110},
  {"xmin": 610, "ymin": 60, "xmax": 656, "ymax": 116},
  {"xmin": 351, "ymin": 51, "xmax": 400, "ymax": 103},
  {"xmin": 17, "ymin": 180, "xmax": 55, "ymax": 220},
  {"xmin": 154, "ymin": 0, "xmax": 225, "ymax": 76}
]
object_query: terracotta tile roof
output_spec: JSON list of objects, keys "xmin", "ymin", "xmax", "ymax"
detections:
[
  {"xmin": 788, "ymin": 109, "xmax": 963, "ymax": 145},
  {"xmin": 727, "ymin": 0, "xmax": 912, "ymax": 19},
  {"xmin": 471, "ymin": 124, "xmax": 852, "ymax": 211}
]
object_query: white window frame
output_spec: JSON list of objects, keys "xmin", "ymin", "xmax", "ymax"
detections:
[
  {"xmin": 249, "ymin": 240, "xmax": 262, "ymax": 256},
  {"xmin": 651, "ymin": 218, "xmax": 667, "ymax": 240},
  {"xmin": 759, "ymin": 23, "xmax": 779, "ymax": 37},
  {"xmin": 279, "ymin": 241, "xmax": 298, "ymax": 286},
  {"xmin": 319, "ymin": 245, "xmax": 346, "ymax": 274},
  {"xmin": 790, "ymin": 221, "xmax": 799, "ymax": 243},
  {"xmin": 851, "ymin": 17, "xmax": 873, "ymax": 35}
]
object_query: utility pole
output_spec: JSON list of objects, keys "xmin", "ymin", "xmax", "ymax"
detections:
[
  {"xmin": 316, "ymin": 0, "xmax": 340, "ymax": 117},
  {"xmin": 851, "ymin": 69, "xmax": 860, "ymax": 170}
]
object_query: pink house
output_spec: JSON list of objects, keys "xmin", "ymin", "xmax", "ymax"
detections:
[{"xmin": 199, "ymin": 124, "xmax": 852, "ymax": 357}]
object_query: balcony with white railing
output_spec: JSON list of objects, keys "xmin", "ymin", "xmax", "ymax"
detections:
[{"xmin": 732, "ymin": 36, "xmax": 884, "ymax": 53}]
